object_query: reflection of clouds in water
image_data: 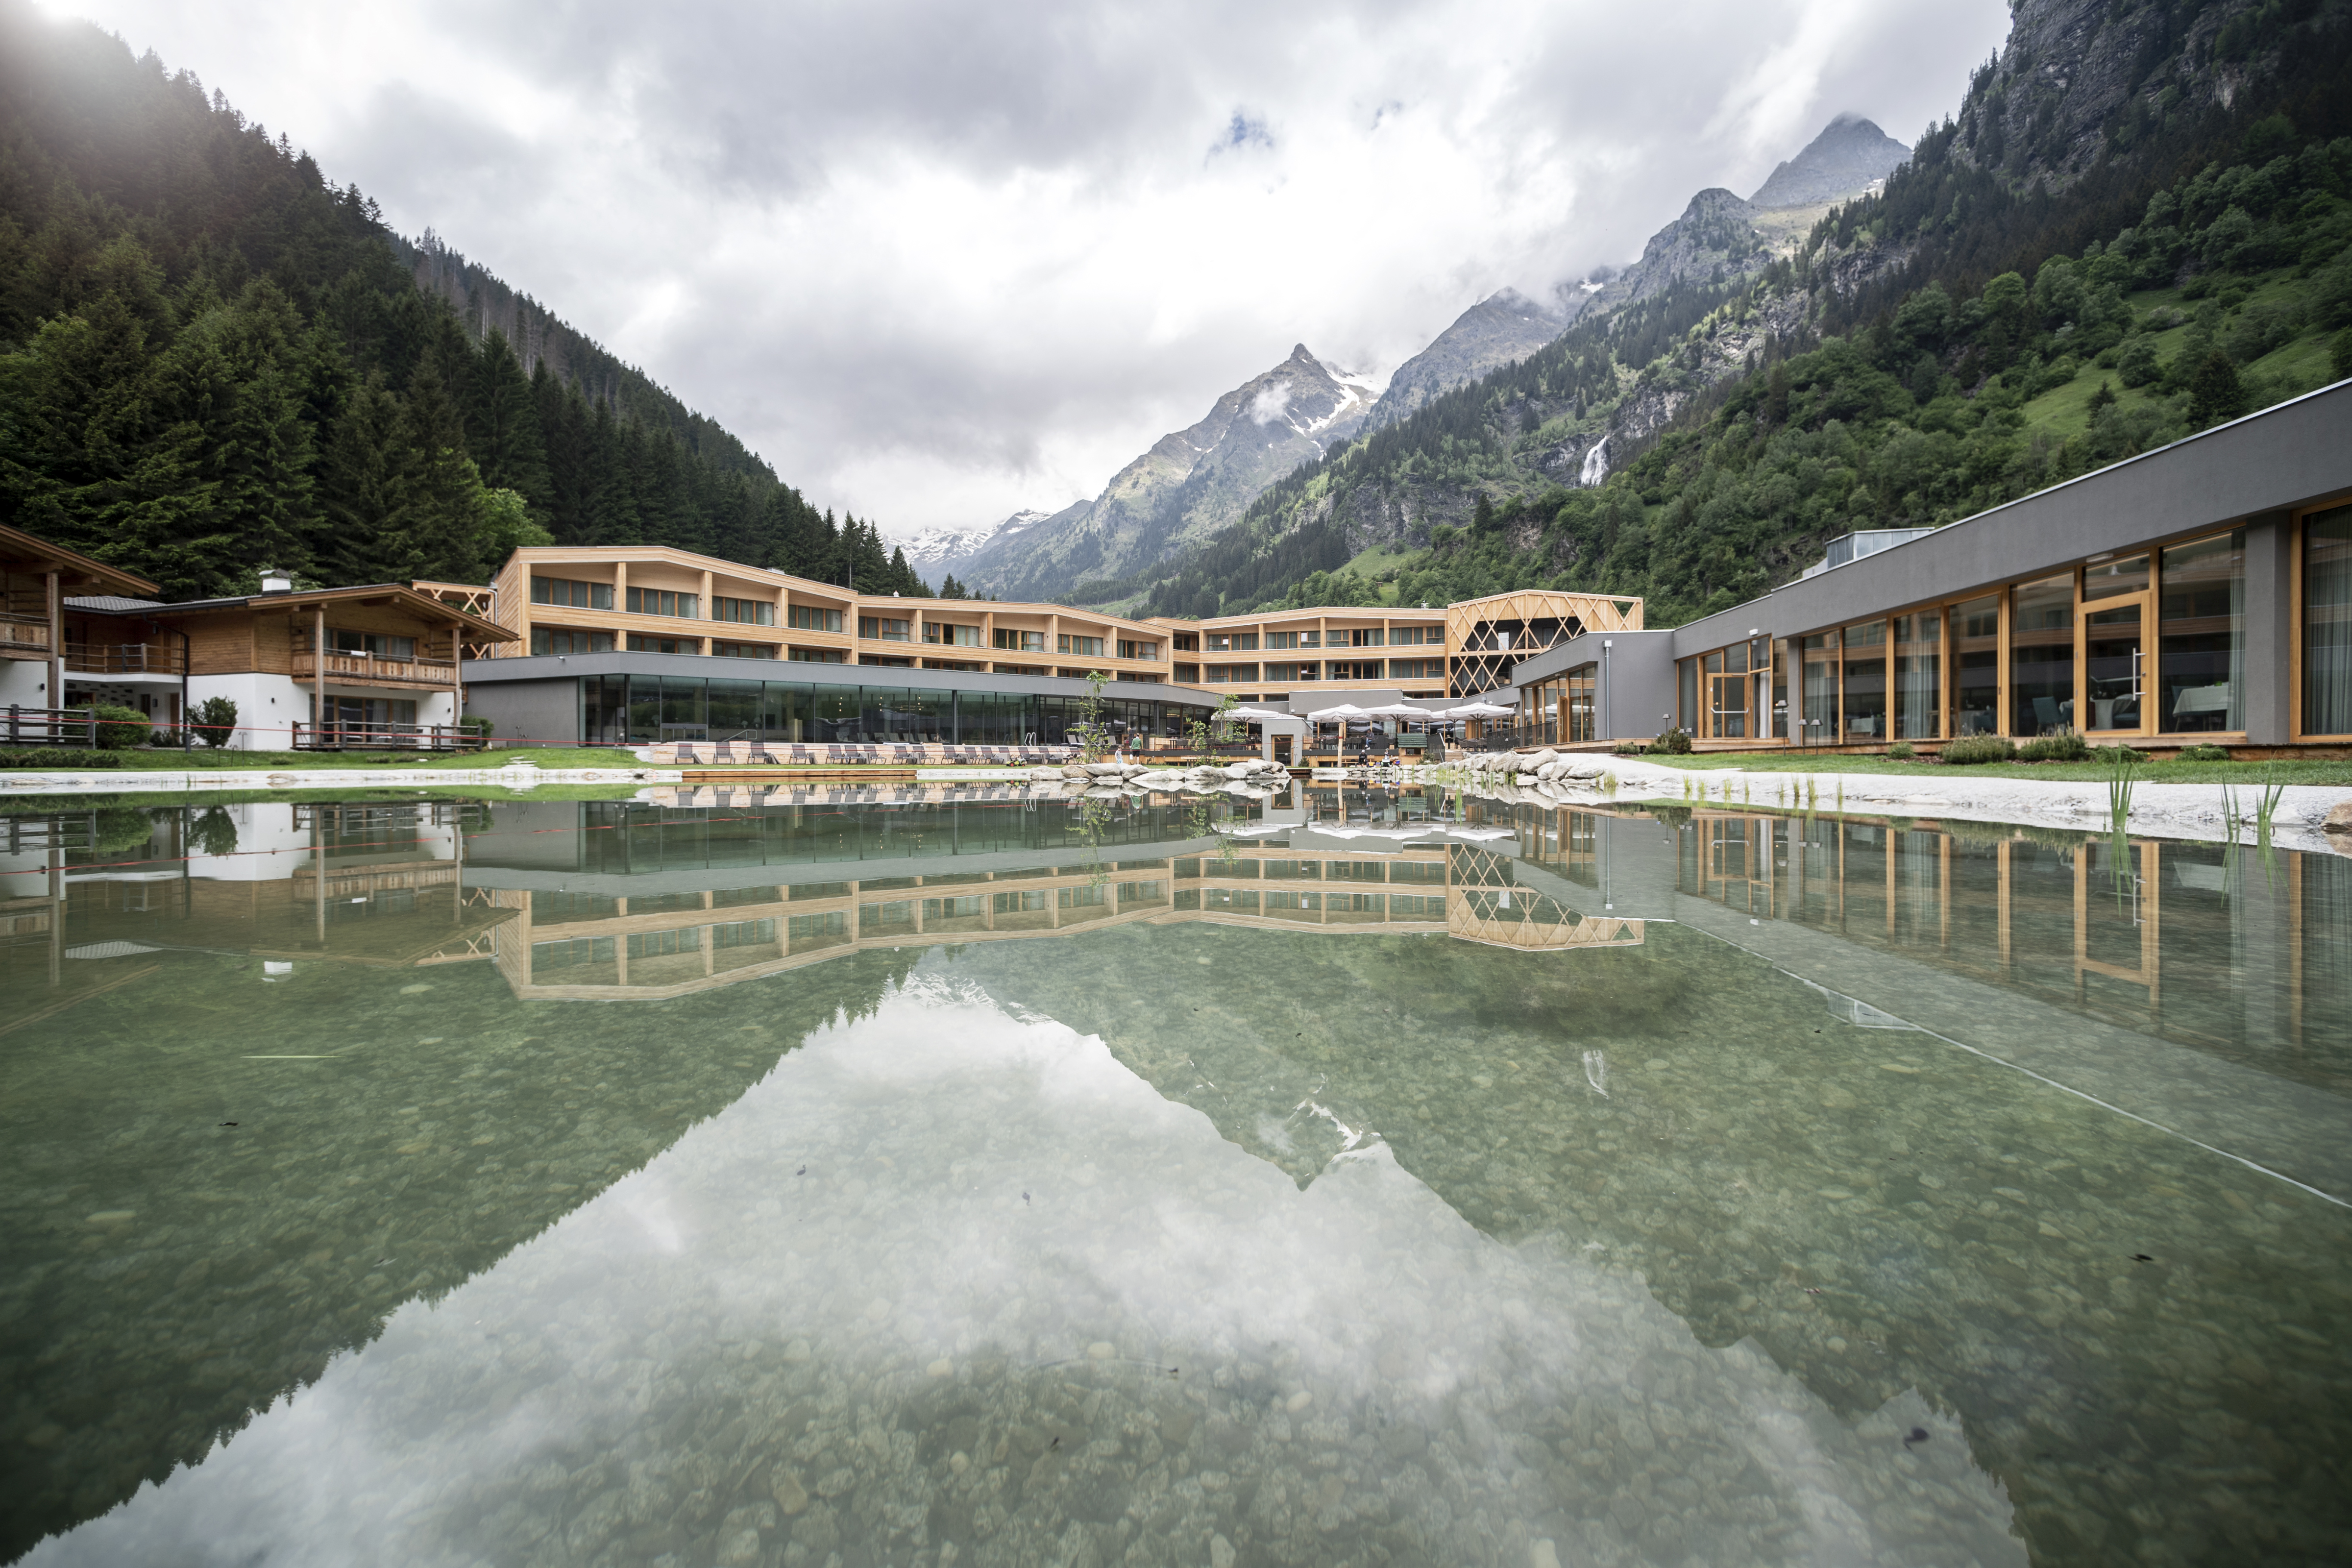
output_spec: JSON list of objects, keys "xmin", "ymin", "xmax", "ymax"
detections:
[{"xmin": 34, "ymin": 977, "xmax": 2023, "ymax": 1568}]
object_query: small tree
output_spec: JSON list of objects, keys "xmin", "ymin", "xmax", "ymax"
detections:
[
  {"xmin": 192, "ymin": 696, "xmax": 239, "ymax": 748},
  {"xmin": 1072, "ymin": 670, "xmax": 1117, "ymax": 761},
  {"xmin": 1185, "ymin": 693, "xmax": 1239, "ymax": 759}
]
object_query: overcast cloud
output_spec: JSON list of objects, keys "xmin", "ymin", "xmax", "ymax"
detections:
[{"xmin": 42, "ymin": 0, "xmax": 2010, "ymax": 535}]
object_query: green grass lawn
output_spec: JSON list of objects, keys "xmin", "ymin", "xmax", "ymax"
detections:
[{"xmin": 1627, "ymin": 752, "xmax": 2352, "ymax": 786}]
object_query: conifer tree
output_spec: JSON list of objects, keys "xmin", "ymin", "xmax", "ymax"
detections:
[
  {"xmin": 314, "ymin": 369, "xmax": 416, "ymax": 582},
  {"xmin": 388, "ymin": 353, "xmax": 490, "ymax": 581},
  {"xmin": 466, "ymin": 328, "xmax": 551, "ymax": 513}
]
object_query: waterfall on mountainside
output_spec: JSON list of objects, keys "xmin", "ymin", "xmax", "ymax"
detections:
[{"xmin": 1579, "ymin": 437, "xmax": 1610, "ymax": 488}]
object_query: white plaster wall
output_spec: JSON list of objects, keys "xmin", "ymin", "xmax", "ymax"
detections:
[
  {"xmin": 187, "ymin": 673, "xmax": 310, "ymax": 749},
  {"xmin": 188, "ymin": 802, "xmax": 312, "ymax": 882},
  {"xmin": 0, "ymin": 658, "xmax": 51, "ymax": 710}
]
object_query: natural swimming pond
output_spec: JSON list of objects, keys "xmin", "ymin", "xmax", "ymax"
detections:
[{"xmin": 3, "ymin": 785, "xmax": 2349, "ymax": 1567}]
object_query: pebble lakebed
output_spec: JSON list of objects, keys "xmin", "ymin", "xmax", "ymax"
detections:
[{"xmin": 2, "ymin": 798, "xmax": 2346, "ymax": 1567}]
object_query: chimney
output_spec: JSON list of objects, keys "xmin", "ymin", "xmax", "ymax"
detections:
[{"xmin": 260, "ymin": 571, "xmax": 293, "ymax": 594}]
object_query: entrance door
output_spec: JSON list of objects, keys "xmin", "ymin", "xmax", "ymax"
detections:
[
  {"xmin": 1707, "ymin": 673, "xmax": 1749, "ymax": 738},
  {"xmin": 1273, "ymin": 733, "xmax": 1293, "ymax": 764},
  {"xmin": 2083, "ymin": 594, "xmax": 2151, "ymax": 736}
]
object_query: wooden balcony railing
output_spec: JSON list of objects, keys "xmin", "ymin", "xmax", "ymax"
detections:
[
  {"xmin": 0, "ymin": 612, "xmax": 53, "ymax": 657},
  {"xmin": 65, "ymin": 641, "xmax": 187, "ymax": 676},
  {"xmin": 291, "ymin": 652, "xmax": 459, "ymax": 688}
]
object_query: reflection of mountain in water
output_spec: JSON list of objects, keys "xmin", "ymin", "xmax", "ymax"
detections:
[{"xmin": 28, "ymin": 984, "xmax": 2023, "ymax": 1568}]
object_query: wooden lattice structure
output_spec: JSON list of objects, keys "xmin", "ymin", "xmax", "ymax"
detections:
[{"xmin": 1444, "ymin": 589, "xmax": 1642, "ymax": 697}]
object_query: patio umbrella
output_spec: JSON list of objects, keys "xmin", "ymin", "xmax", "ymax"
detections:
[
  {"xmin": 1444, "ymin": 702, "xmax": 1516, "ymax": 719},
  {"xmin": 1219, "ymin": 706, "xmax": 1293, "ymax": 722},
  {"xmin": 1304, "ymin": 704, "xmax": 1371, "ymax": 721}
]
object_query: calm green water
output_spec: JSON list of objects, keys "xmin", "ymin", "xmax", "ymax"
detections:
[{"xmin": 2, "ymin": 788, "xmax": 2348, "ymax": 1567}]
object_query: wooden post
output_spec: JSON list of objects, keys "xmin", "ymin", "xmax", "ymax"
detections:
[
  {"xmin": 44, "ymin": 568, "xmax": 63, "ymax": 732},
  {"xmin": 313, "ymin": 605, "xmax": 326, "ymax": 751},
  {"xmin": 451, "ymin": 618, "xmax": 465, "ymax": 750}
]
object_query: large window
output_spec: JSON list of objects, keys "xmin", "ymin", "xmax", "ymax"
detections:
[
  {"xmin": 626, "ymin": 587, "xmax": 698, "ymax": 618},
  {"xmin": 2158, "ymin": 531, "xmax": 2243, "ymax": 733},
  {"xmin": 1206, "ymin": 632, "xmax": 1258, "ymax": 652},
  {"xmin": 926, "ymin": 622, "xmax": 982, "ymax": 647},
  {"xmin": 628, "ymin": 634, "xmax": 699, "ymax": 655},
  {"xmin": 1801, "ymin": 633, "xmax": 1838, "ymax": 744},
  {"xmin": 712, "ymin": 640, "xmax": 777, "ymax": 660},
  {"xmin": 1263, "ymin": 661, "xmax": 1318, "ymax": 683},
  {"xmin": 1339, "ymin": 628, "xmax": 1385, "ymax": 647},
  {"xmin": 2010, "ymin": 575, "xmax": 2075, "ymax": 735},
  {"xmin": 1389, "ymin": 626, "xmax": 1441, "ymax": 646},
  {"xmin": 1057, "ymin": 634, "xmax": 1104, "ymax": 657},
  {"xmin": 788, "ymin": 647, "xmax": 847, "ymax": 663},
  {"xmin": 1204, "ymin": 663, "xmax": 1258, "ymax": 683},
  {"xmin": 860, "ymin": 616, "xmax": 912, "ymax": 642},
  {"xmin": 787, "ymin": 605, "xmax": 843, "ymax": 633},
  {"xmin": 1326, "ymin": 659, "xmax": 1383, "ymax": 682},
  {"xmin": 1892, "ymin": 611, "xmax": 1940, "ymax": 739},
  {"xmin": 329, "ymin": 629, "xmax": 417, "ymax": 659},
  {"xmin": 1678, "ymin": 659, "xmax": 1698, "ymax": 734},
  {"xmin": 1264, "ymin": 630, "xmax": 1316, "ymax": 649},
  {"xmin": 1388, "ymin": 659, "xmax": 1438, "ymax": 682},
  {"xmin": 1952, "ymin": 597, "xmax": 1999, "ymax": 735},
  {"xmin": 531, "ymin": 576, "xmax": 612, "ymax": 609},
  {"xmin": 532, "ymin": 629, "xmax": 613, "ymax": 656},
  {"xmin": 1117, "ymin": 639, "xmax": 1158, "ymax": 661},
  {"xmin": 1841, "ymin": 620, "xmax": 1887, "ymax": 740},
  {"xmin": 993, "ymin": 628, "xmax": 1046, "ymax": 651},
  {"xmin": 2309, "ymin": 504, "xmax": 2352, "ymax": 735},
  {"xmin": 712, "ymin": 596, "xmax": 774, "ymax": 625},
  {"xmin": 1567, "ymin": 665, "xmax": 1596, "ymax": 743}
]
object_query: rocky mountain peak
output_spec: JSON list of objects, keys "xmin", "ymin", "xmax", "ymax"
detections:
[{"xmin": 1748, "ymin": 115, "xmax": 1912, "ymax": 208}]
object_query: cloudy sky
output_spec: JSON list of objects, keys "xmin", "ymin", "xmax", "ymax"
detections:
[{"xmin": 48, "ymin": 0, "xmax": 2009, "ymax": 536}]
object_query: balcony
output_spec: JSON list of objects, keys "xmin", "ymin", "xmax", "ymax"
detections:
[
  {"xmin": 292, "ymin": 651, "xmax": 459, "ymax": 689},
  {"xmin": 65, "ymin": 641, "xmax": 186, "ymax": 677},
  {"xmin": 1, "ymin": 612, "xmax": 52, "ymax": 658}
]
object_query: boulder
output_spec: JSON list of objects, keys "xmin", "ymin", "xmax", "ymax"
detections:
[
  {"xmin": 1223, "ymin": 763, "xmax": 1257, "ymax": 780},
  {"xmin": 2325, "ymin": 802, "xmax": 2352, "ymax": 835},
  {"xmin": 1061, "ymin": 766, "xmax": 1094, "ymax": 780},
  {"xmin": 1528, "ymin": 750, "xmax": 1561, "ymax": 770},
  {"xmin": 1083, "ymin": 761, "xmax": 1125, "ymax": 776}
]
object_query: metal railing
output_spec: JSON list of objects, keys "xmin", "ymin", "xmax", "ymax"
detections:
[
  {"xmin": 2, "ymin": 705, "xmax": 97, "ymax": 747},
  {"xmin": 291, "ymin": 723, "xmax": 486, "ymax": 752}
]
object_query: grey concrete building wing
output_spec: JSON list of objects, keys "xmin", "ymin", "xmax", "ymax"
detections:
[{"xmin": 1514, "ymin": 381, "xmax": 2352, "ymax": 749}]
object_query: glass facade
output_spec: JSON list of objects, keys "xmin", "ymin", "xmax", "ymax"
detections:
[
  {"xmin": 1891, "ymin": 611, "xmax": 1940, "ymax": 740},
  {"xmin": 575, "ymin": 676, "xmax": 1206, "ymax": 746},
  {"xmin": 1801, "ymin": 633, "xmax": 1838, "ymax": 744},
  {"xmin": 1952, "ymin": 597, "xmax": 1999, "ymax": 735},
  {"xmin": 2303, "ymin": 504, "xmax": 2352, "ymax": 736},
  {"xmin": 1840, "ymin": 620, "xmax": 1887, "ymax": 741},
  {"xmin": 2158, "ymin": 531, "xmax": 2244, "ymax": 733},
  {"xmin": 2010, "ymin": 575, "xmax": 2075, "ymax": 735}
]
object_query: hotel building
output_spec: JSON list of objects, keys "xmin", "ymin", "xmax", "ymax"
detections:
[{"xmin": 1514, "ymin": 382, "xmax": 2352, "ymax": 753}]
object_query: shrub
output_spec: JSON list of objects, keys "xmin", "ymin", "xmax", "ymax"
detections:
[
  {"xmin": 2177, "ymin": 743, "xmax": 2231, "ymax": 760},
  {"xmin": 1651, "ymin": 727, "xmax": 1693, "ymax": 755},
  {"xmin": 1942, "ymin": 735, "xmax": 2018, "ymax": 764},
  {"xmin": 191, "ymin": 696, "xmax": 239, "ymax": 748},
  {"xmin": 2018, "ymin": 730, "xmax": 2090, "ymax": 762},
  {"xmin": 191, "ymin": 807, "xmax": 241, "ymax": 858},
  {"xmin": 2089, "ymin": 743, "xmax": 2148, "ymax": 765},
  {"xmin": 92, "ymin": 704, "xmax": 149, "ymax": 749},
  {"xmin": 1885, "ymin": 742, "xmax": 1916, "ymax": 759},
  {"xmin": 0, "ymin": 748, "xmax": 122, "ymax": 768},
  {"xmin": 93, "ymin": 807, "xmax": 155, "ymax": 855},
  {"xmin": 1613, "ymin": 742, "xmax": 1649, "ymax": 756}
]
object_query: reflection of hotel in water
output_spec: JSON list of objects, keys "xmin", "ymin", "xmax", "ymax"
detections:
[
  {"xmin": 0, "ymin": 793, "xmax": 1642, "ymax": 1011},
  {"xmin": 1505, "ymin": 801, "xmax": 2350, "ymax": 1052}
]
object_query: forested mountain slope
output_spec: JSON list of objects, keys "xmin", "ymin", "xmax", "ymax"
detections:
[
  {"xmin": 0, "ymin": 1, "xmax": 925, "ymax": 602},
  {"xmin": 1118, "ymin": 0, "xmax": 2352, "ymax": 628}
]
